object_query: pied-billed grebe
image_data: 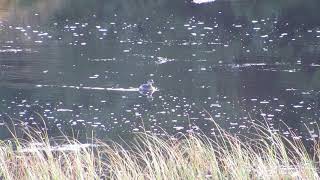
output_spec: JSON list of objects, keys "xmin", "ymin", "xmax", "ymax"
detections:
[{"xmin": 139, "ymin": 79, "xmax": 155, "ymax": 93}]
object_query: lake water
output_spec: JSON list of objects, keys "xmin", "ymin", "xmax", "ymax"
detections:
[{"xmin": 0, "ymin": 0, "xmax": 320, "ymax": 141}]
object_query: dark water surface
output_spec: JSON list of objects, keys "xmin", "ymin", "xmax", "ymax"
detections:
[{"xmin": 1, "ymin": 0, "xmax": 320, "ymax": 141}]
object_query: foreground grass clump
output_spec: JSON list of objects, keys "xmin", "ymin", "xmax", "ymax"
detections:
[{"xmin": 0, "ymin": 124, "xmax": 319, "ymax": 179}]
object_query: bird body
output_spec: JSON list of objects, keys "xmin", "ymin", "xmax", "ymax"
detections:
[{"xmin": 138, "ymin": 80, "xmax": 156, "ymax": 96}]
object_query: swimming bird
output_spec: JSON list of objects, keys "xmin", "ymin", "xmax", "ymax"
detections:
[{"xmin": 139, "ymin": 80, "xmax": 156, "ymax": 97}]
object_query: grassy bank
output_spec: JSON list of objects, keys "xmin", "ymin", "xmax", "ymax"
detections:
[{"xmin": 0, "ymin": 123, "xmax": 319, "ymax": 179}]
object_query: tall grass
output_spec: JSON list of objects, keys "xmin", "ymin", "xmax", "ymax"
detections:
[{"xmin": 0, "ymin": 122, "xmax": 319, "ymax": 179}]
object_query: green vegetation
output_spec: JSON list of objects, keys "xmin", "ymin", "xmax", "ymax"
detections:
[{"xmin": 0, "ymin": 122, "xmax": 319, "ymax": 179}]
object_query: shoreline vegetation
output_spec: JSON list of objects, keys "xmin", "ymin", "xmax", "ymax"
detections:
[{"xmin": 0, "ymin": 121, "xmax": 319, "ymax": 179}]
